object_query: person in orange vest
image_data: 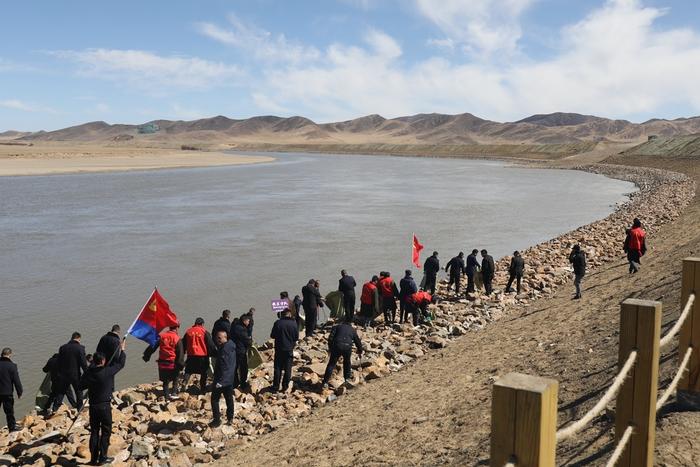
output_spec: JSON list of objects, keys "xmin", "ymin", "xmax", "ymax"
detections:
[
  {"xmin": 143, "ymin": 324, "xmax": 184, "ymax": 400},
  {"xmin": 378, "ymin": 271, "xmax": 400, "ymax": 325},
  {"xmin": 405, "ymin": 290, "xmax": 435, "ymax": 326},
  {"xmin": 180, "ymin": 318, "xmax": 215, "ymax": 394},
  {"xmin": 359, "ymin": 275, "xmax": 379, "ymax": 327},
  {"xmin": 623, "ymin": 218, "xmax": 647, "ymax": 274}
]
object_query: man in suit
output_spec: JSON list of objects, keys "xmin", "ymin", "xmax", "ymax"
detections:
[
  {"xmin": 423, "ymin": 251, "xmax": 440, "ymax": 295},
  {"xmin": 302, "ymin": 279, "xmax": 324, "ymax": 338},
  {"xmin": 55, "ymin": 332, "xmax": 88, "ymax": 411},
  {"xmin": 399, "ymin": 270, "xmax": 418, "ymax": 324},
  {"xmin": 505, "ymin": 251, "xmax": 525, "ymax": 294},
  {"xmin": 465, "ymin": 249, "xmax": 480, "ymax": 293},
  {"xmin": 481, "ymin": 249, "xmax": 496, "ymax": 296},
  {"xmin": 0, "ymin": 348, "xmax": 22, "ymax": 432},
  {"xmin": 338, "ymin": 270, "xmax": 357, "ymax": 322},
  {"xmin": 445, "ymin": 252, "xmax": 466, "ymax": 294}
]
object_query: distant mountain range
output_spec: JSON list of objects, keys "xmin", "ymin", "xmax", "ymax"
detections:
[{"xmin": 9, "ymin": 112, "xmax": 700, "ymax": 145}]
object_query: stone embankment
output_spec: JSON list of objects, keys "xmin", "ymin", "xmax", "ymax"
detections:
[{"xmin": 0, "ymin": 164, "xmax": 695, "ymax": 467}]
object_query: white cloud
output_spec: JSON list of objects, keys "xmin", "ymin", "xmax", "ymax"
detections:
[
  {"xmin": 414, "ymin": 0, "xmax": 537, "ymax": 55},
  {"xmin": 0, "ymin": 99, "xmax": 56, "ymax": 113},
  {"xmin": 196, "ymin": 15, "xmax": 320, "ymax": 63},
  {"xmin": 52, "ymin": 49, "xmax": 241, "ymax": 89}
]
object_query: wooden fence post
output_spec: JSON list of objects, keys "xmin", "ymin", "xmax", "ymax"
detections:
[
  {"xmin": 615, "ymin": 299, "xmax": 661, "ymax": 467},
  {"xmin": 491, "ymin": 373, "xmax": 558, "ymax": 467},
  {"xmin": 678, "ymin": 257, "xmax": 700, "ymax": 409}
]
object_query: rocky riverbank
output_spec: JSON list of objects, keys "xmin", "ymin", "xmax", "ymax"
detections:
[{"xmin": 0, "ymin": 164, "xmax": 694, "ymax": 467}]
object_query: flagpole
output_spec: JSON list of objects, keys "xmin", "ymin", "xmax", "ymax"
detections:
[{"xmin": 411, "ymin": 232, "xmax": 414, "ymax": 270}]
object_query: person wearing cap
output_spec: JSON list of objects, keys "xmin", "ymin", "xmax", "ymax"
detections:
[
  {"xmin": 0, "ymin": 347, "xmax": 22, "ymax": 432},
  {"xmin": 181, "ymin": 318, "xmax": 215, "ymax": 394},
  {"xmin": 466, "ymin": 249, "xmax": 480, "ymax": 293},
  {"xmin": 230, "ymin": 314, "xmax": 253, "ymax": 389},
  {"xmin": 143, "ymin": 324, "xmax": 184, "ymax": 399},
  {"xmin": 505, "ymin": 251, "xmax": 525, "ymax": 294},
  {"xmin": 399, "ymin": 269, "xmax": 418, "ymax": 324},
  {"xmin": 423, "ymin": 251, "xmax": 440, "ymax": 295}
]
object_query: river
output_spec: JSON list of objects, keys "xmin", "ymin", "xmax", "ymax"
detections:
[{"xmin": 0, "ymin": 152, "xmax": 635, "ymax": 415}]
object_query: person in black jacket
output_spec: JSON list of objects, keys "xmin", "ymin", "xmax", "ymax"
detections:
[
  {"xmin": 80, "ymin": 340, "xmax": 126, "ymax": 466},
  {"xmin": 210, "ymin": 330, "xmax": 236, "ymax": 427},
  {"xmin": 230, "ymin": 314, "xmax": 253, "ymax": 389},
  {"xmin": 211, "ymin": 310, "xmax": 231, "ymax": 339},
  {"xmin": 505, "ymin": 251, "xmax": 525, "ymax": 294},
  {"xmin": 569, "ymin": 244, "xmax": 587, "ymax": 299},
  {"xmin": 270, "ymin": 309, "xmax": 299, "ymax": 393},
  {"xmin": 42, "ymin": 353, "xmax": 69, "ymax": 417},
  {"xmin": 338, "ymin": 270, "xmax": 357, "ymax": 322},
  {"xmin": 244, "ymin": 308, "xmax": 255, "ymax": 338},
  {"xmin": 399, "ymin": 270, "xmax": 418, "ymax": 324},
  {"xmin": 466, "ymin": 249, "xmax": 480, "ymax": 293},
  {"xmin": 0, "ymin": 348, "xmax": 22, "ymax": 432},
  {"xmin": 322, "ymin": 319, "xmax": 363, "ymax": 389},
  {"xmin": 302, "ymin": 279, "xmax": 324, "ymax": 338},
  {"xmin": 423, "ymin": 251, "xmax": 440, "ymax": 295},
  {"xmin": 445, "ymin": 252, "xmax": 466, "ymax": 294},
  {"xmin": 96, "ymin": 325, "xmax": 121, "ymax": 365},
  {"xmin": 481, "ymin": 250, "xmax": 496, "ymax": 295},
  {"xmin": 56, "ymin": 332, "xmax": 88, "ymax": 411}
]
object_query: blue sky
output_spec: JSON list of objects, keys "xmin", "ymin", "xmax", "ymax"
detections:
[{"xmin": 2, "ymin": 0, "xmax": 700, "ymax": 131}]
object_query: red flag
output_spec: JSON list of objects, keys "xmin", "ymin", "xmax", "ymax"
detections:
[
  {"xmin": 412, "ymin": 234, "xmax": 424, "ymax": 268},
  {"xmin": 127, "ymin": 289, "xmax": 179, "ymax": 346}
]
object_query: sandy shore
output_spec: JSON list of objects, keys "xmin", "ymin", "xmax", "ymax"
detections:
[{"xmin": 0, "ymin": 144, "xmax": 274, "ymax": 176}]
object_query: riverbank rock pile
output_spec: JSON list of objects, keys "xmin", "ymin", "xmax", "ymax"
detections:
[{"xmin": 0, "ymin": 164, "xmax": 694, "ymax": 467}]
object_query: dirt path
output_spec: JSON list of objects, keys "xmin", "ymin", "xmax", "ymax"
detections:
[{"xmin": 212, "ymin": 153, "xmax": 700, "ymax": 466}]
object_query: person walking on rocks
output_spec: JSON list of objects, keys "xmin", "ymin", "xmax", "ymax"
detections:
[
  {"xmin": 322, "ymin": 318, "xmax": 363, "ymax": 389},
  {"xmin": 212, "ymin": 310, "xmax": 231, "ymax": 339},
  {"xmin": 210, "ymin": 330, "xmax": 236, "ymax": 427},
  {"xmin": 624, "ymin": 218, "xmax": 647, "ymax": 274},
  {"xmin": 56, "ymin": 332, "xmax": 88, "ymax": 411},
  {"xmin": 42, "ymin": 352, "xmax": 63, "ymax": 417},
  {"xmin": 231, "ymin": 314, "xmax": 253, "ymax": 389},
  {"xmin": 481, "ymin": 250, "xmax": 496, "ymax": 295},
  {"xmin": 244, "ymin": 307, "xmax": 255, "ymax": 338},
  {"xmin": 445, "ymin": 252, "xmax": 466, "ymax": 294},
  {"xmin": 0, "ymin": 348, "xmax": 22, "ymax": 432},
  {"xmin": 505, "ymin": 251, "xmax": 525, "ymax": 294},
  {"xmin": 569, "ymin": 244, "xmax": 587, "ymax": 299},
  {"xmin": 96, "ymin": 325, "xmax": 122, "ymax": 367},
  {"xmin": 423, "ymin": 251, "xmax": 440, "ymax": 295},
  {"xmin": 302, "ymin": 279, "xmax": 324, "ymax": 338},
  {"xmin": 142, "ymin": 324, "xmax": 184, "ymax": 399},
  {"xmin": 405, "ymin": 290, "xmax": 435, "ymax": 326},
  {"xmin": 270, "ymin": 309, "xmax": 299, "ymax": 393},
  {"xmin": 378, "ymin": 272, "xmax": 400, "ymax": 324},
  {"xmin": 360, "ymin": 275, "xmax": 380, "ymax": 327},
  {"xmin": 181, "ymin": 318, "xmax": 215, "ymax": 394},
  {"xmin": 466, "ymin": 249, "xmax": 480, "ymax": 293},
  {"xmin": 80, "ymin": 339, "xmax": 126, "ymax": 466},
  {"xmin": 399, "ymin": 269, "xmax": 418, "ymax": 324},
  {"xmin": 338, "ymin": 270, "xmax": 357, "ymax": 322}
]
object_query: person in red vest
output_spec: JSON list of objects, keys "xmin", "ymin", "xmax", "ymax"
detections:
[
  {"xmin": 623, "ymin": 218, "xmax": 647, "ymax": 274},
  {"xmin": 405, "ymin": 290, "xmax": 435, "ymax": 326},
  {"xmin": 378, "ymin": 271, "xmax": 400, "ymax": 325},
  {"xmin": 143, "ymin": 324, "xmax": 184, "ymax": 400},
  {"xmin": 181, "ymin": 318, "xmax": 215, "ymax": 394},
  {"xmin": 359, "ymin": 275, "xmax": 380, "ymax": 327}
]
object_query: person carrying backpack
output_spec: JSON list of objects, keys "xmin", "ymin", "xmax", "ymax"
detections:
[{"xmin": 321, "ymin": 319, "xmax": 363, "ymax": 389}]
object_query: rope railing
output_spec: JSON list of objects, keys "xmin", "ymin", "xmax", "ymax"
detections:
[
  {"xmin": 656, "ymin": 346, "xmax": 694, "ymax": 411},
  {"xmin": 556, "ymin": 350, "xmax": 638, "ymax": 441},
  {"xmin": 605, "ymin": 425, "xmax": 634, "ymax": 467},
  {"xmin": 659, "ymin": 293, "xmax": 695, "ymax": 349}
]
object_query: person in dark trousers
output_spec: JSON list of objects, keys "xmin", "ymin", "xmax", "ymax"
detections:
[
  {"xmin": 423, "ymin": 251, "xmax": 440, "ymax": 295},
  {"xmin": 244, "ymin": 308, "xmax": 255, "ymax": 338},
  {"xmin": 302, "ymin": 279, "xmax": 324, "ymax": 338},
  {"xmin": 0, "ymin": 348, "xmax": 22, "ymax": 432},
  {"xmin": 399, "ymin": 270, "xmax": 418, "ymax": 324},
  {"xmin": 445, "ymin": 252, "xmax": 466, "ymax": 294},
  {"xmin": 481, "ymin": 250, "xmax": 496, "ymax": 295},
  {"xmin": 359, "ymin": 275, "xmax": 380, "ymax": 327},
  {"xmin": 270, "ymin": 309, "xmax": 299, "ymax": 393},
  {"xmin": 466, "ymin": 249, "xmax": 480, "ymax": 293},
  {"xmin": 322, "ymin": 319, "xmax": 363, "ymax": 389},
  {"xmin": 55, "ymin": 332, "xmax": 88, "ymax": 411},
  {"xmin": 143, "ymin": 325, "xmax": 184, "ymax": 399},
  {"xmin": 210, "ymin": 330, "xmax": 236, "ymax": 427},
  {"xmin": 42, "ymin": 353, "xmax": 67, "ymax": 417},
  {"xmin": 506, "ymin": 251, "xmax": 525, "ymax": 294},
  {"xmin": 293, "ymin": 295, "xmax": 303, "ymax": 329},
  {"xmin": 230, "ymin": 314, "xmax": 253, "ymax": 389},
  {"xmin": 212, "ymin": 310, "xmax": 231, "ymax": 339},
  {"xmin": 80, "ymin": 340, "xmax": 126, "ymax": 466},
  {"xmin": 569, "ymin": 244, "xmax": 587, "ymax": 299},
  {"xmin": 378, "ymin": 271, "xmax": 400, "ymax": 324},
  {"xmin": 405, "ymin": 290, "xmax": 435, "ymax": 326},
  {"xmin": 623, "ymin": 218, "xmax": 647, "ymax": 274},
  {"xmin": 181, "ymin": 318, "xmax": 216, "ymax": 394},
  {"xmin": 338, "ymin": 270, "xmax": 357, "ymax": 322}
]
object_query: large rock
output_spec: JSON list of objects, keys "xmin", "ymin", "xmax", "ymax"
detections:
[{"xmin": 130, "ymin": 437, "xmax": 154, "ymax": 459}]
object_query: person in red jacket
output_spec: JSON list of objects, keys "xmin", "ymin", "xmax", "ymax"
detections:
[
  {"xmin": 180, "ymin": 318, "xmax": 215, "ymax": 394},
  {"xmin": 405, "ymin": 290, "xmax": 435, "ymax": 326},
  {"xmin": 623, "ymin": 218, "xmax": 647, "ymax": 274},
  {"xmin": 143, "ymin": 324, "xmax": 184, "ymax": 399},
  {"xmin": 378, "ymin": 271, "xmax": 400, "ymax": 325},
  {"xmin": 359, "ymin": 276, "xmax": 380, "ymax": 327}
]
